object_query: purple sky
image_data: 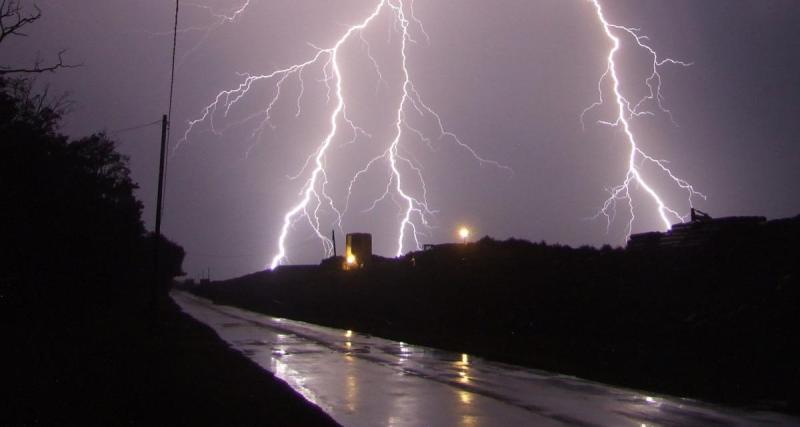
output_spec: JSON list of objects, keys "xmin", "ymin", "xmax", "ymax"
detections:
[{"xmin": 3, "ymin": 0, "xmax": 799, "ymax": 279}]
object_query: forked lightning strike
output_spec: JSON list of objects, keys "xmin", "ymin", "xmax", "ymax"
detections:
[
  {"xmin": 180, "ymin": 0, "xmax": 506, "ymax": 269},
  {"xmin": 583, "ymin": 0, "xmax": 704, "ymax": 239},
  {"xmin": 180, "ymin": 0, "xmax": 700, "ymax": 266}
]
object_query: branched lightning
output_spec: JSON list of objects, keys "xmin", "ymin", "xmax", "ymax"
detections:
[
  {"xmin": 582, "ymin": 0, "xmax": 705, "ymax": 240},
  {"xmin": 180, "ymin": 0, "xmax": 507, "ymax": 269},
  {"xmin": 182, "ymin": 0, "xmax": 689, "ymax": 265}
]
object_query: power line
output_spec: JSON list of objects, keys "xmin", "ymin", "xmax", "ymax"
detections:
[
  {"xmin": 109, "ymin": 119, "xmax": 162, "ymax": 136},
  {"xmin": 161, "ymin": 0, "xmax": 180, "ymax": 218},
  {"xmin": 188, "ymin": 252, "xmax": 264, "ymax": 260},
  {"xmin": 167, "ymin": 0, "xmax": 179, "ymax": 123}
]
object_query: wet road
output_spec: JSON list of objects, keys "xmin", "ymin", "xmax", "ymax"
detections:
[{"xmin": 173, "ymin": 291, "xmax": 799, "ymax": 426}]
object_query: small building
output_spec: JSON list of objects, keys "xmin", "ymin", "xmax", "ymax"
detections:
[{"xmin": 344, "ymin": 233, "xmax": 372, "ymax": 270}]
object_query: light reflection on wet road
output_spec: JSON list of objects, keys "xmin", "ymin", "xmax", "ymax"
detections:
[{"xmin": 173, "ymin": 291, "xmax": 798, "ymax": 427}]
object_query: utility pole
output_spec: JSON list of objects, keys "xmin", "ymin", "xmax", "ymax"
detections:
[
  {"xmin": 156, "ymin": 115, "xmax": 168, "ymax": 241},
  {"xmin": 152, "ymin": 114, "xmax": 168, "ymax": 307},
  {"xmin": 332, "ymin": 229, "xmax": 337, "ymax": 257}
]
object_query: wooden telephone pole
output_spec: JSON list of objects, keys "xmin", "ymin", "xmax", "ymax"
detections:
[
  {"xmin": 155, "ymin": 115, "xmax": 168, "ymax": 238},
  {"xmin": 152, "ymin": 115, "xmax": 168, "ymax": 307},
  {"xmin": 153, "ymin": 1, "xmax": 180, "ymax": 310}
]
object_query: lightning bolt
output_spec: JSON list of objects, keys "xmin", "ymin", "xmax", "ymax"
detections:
[
  {"xmin": 179, "ymin": 0, "xmax": 507, "ymax": 269},
  {"xmin": 583, "ymin": 0, "xmax": 705, "ymax": 239},
  {"xmin": 345, "ymin": 2, "xmax": 510, "ymax": 259}
]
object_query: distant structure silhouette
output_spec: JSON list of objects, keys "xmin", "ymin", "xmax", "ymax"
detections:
[
  {"xmin": 690, "ymin": 208, "xmax": 712, "ymax": 222},
  {"xmin": 628, "ymin": 209, "xmax": 766, "ymax": 250}
]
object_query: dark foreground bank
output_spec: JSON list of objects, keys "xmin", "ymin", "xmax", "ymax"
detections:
[
  {"xmin": 6, "ymin": 293, "xmax": 338, "ymax": 426},
  {"xmin": 193, "ymin": 215, "xmax": 800, "ymax": 414}
]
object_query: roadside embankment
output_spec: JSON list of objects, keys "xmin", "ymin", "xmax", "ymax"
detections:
[{"xmin": 6, "ymin": 289, "xmax": 339, "ymax": 426}]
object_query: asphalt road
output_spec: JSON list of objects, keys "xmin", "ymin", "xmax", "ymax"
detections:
[{"xmin": 174, "ymin": 291, "xmax": 799, "ymax": 427}]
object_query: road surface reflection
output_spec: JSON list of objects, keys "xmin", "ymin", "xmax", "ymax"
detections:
[{"xmin": 173, "ymin": 291, "xmax": 798, "ymax": 427}]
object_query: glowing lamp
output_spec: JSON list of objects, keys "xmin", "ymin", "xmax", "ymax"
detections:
[
  {"xmin": 346, "ymin": 254, "xmax": 357, "ymax": 265},
  {"xmin": 458, "ymin": 226, "xmax": 470, "ymax": 243}
]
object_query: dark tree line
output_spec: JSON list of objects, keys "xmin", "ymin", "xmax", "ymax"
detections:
[
  {"xmin": 0, "ymin": 75, "xmax": 184, "ymax": 309},
  {"xmin": 0, "ymin": 57, "xmax": 188, "ymax": 421},
  {"xmin": 0, "ymin": 0, "xmax": 163, "ymax": 300},
  {"xmin": 0, "ymin": 2, "xmax": 163, "ymax": 306}
]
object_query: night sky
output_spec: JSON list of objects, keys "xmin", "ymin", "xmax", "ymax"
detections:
[{"xmin": 3, "ymin": 0, "xmax": 799, "ymax": 279}]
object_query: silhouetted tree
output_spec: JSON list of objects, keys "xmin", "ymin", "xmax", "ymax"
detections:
[
  {"xmin": 0, "ymin": 77, "xmax": 182, "ymax": 307},
  {"xmin": 0, "ymin": 0, "xmax": 78, "ymax": 75}
]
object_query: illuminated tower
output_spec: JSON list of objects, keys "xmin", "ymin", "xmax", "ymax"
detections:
[{"xmin": 344, "ymin": 233, "xmax": 372, "ymax": 270}]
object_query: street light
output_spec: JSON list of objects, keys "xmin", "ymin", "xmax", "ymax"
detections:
[{"xmin": 458, "ymin": 226, "xmax": 470, "ymax": 244}]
